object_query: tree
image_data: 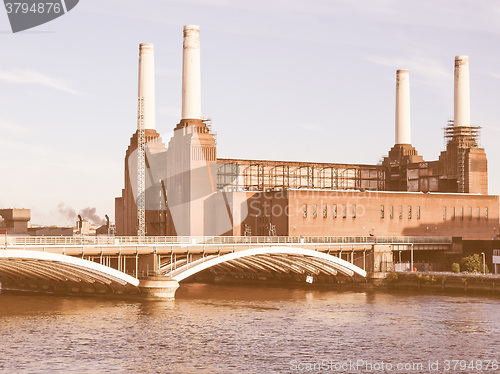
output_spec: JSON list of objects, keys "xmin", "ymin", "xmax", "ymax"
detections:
[
  {"xmin": 451, "ymin": 263, "xmax": 460, "ymax": 273},
  {"xmin": 462, "ymin": 254, "xmax": 489, "ymax": 274}
]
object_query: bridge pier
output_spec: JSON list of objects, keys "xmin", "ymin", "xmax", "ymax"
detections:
[
  {"xmin": 138, "ymin": 276, "xmax": 179, "ymax": 299},
  {"xmin": 368, "ymin": 244, "xmax": 392, "ymax": 273},
  {"xmin": 136, "ymin": 252, "xmax": 180, "ymax": 299},
  {"xmin": 366, "ymin": 244, "xmax": 394, "ymax": 280}
]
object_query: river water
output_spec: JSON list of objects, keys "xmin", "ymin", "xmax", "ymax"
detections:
[{"xmin": 0, "ymin": 284, "xmax": 499, "ymax": 373}]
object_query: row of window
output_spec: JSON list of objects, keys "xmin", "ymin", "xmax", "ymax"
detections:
[
  {"xmin": 301, "ymin": 204, "xmax": 421, "ymax": 220},
  {"xmin": 442, "ymin": 207, "xmax": 488, "ymax": 220},
  {"xmin": 301, "ymin": 204, "xmax": 490, "ymax": 221},
  {"xmin": 380, "ymin": 205, "xmax": 421, "ymax": 220},
  {"xmin": 302, "ymin": 204, "xmax": 358, "ymax": 219}
]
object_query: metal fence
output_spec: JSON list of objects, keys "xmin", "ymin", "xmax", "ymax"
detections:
[{"xmin": 0, "ymin": 235, "xmax": 452, "ymax": 247}]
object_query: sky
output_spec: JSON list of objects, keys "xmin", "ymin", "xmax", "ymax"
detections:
[{"xmin": 1, "ymin": 0, "xmax": 500, "ymax": 225}]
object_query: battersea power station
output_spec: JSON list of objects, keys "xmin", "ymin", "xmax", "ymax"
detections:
[{"xmin": 115, "ymin": 25, "xmax": 498, "ymax": 241}]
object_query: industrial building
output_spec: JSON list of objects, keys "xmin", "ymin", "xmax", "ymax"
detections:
[
  {"xmin": 0, "ymin": 209, "xmax": 31, "ymax": 235},
  {"xmin": 115, "ymin": 25, "xmax": 498, "ymax": 241}
]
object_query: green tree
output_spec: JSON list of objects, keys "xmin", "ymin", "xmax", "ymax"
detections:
[{"xmin": 462, "ymin": 254, "xmax": 489, "ymax": 274}]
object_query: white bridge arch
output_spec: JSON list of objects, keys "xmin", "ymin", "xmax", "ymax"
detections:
[
  {"xmin": 0, "ymin": 250, "xmax": 139, "ymax": 293},
  {"xmin": 164, "ymin": 246, "xmax": 367, "ymax": 282}
]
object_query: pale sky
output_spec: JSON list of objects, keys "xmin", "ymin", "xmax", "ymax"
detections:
[{"xmin": 1, "ymin": 0, "xmax": 500, "ymax": 225}]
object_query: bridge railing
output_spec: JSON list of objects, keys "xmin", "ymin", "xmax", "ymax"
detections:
[{"xmin": 0, "ymin": 235, "xmax": 452, "ymax": 247}]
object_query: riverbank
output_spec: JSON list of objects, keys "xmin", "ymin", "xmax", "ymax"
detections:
[{"xmin": 385, "ymin": 271, "xmax": 500, "ymax": 296}]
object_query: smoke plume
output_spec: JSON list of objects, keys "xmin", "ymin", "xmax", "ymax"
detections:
[
  {"xmin": 58, "ymin": 203, "xmax": 76, "ymax": 222},
  {"xmin": 79, "ymin": 207, "xmax": 106, "ymax": 226},
  {"xmin": 57, "ymin": 203, "xmax": 106, "ymax": 226}
]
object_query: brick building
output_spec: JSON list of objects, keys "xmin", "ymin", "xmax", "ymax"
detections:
[{"xmin": 115, "ymin": 28, "xmax": 497, "ymax": 240}]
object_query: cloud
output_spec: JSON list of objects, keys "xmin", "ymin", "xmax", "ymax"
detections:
[
  {"xmin": 299, "ymin": 124, "xmax": 323, "ymax": 131},
  {"xmin": 365, "ymin": 54, "xmax": 449, "ymax": 88},
  {"xmin": 0, "ymin": 119, "xmax": 30, "ymax": 136},
  {"xmin": 488, "ymin": 72, "xmax": 500, "ymax": 80},
  {"xmin": 0, "ymin": 69, "xmax": 81, "ymax": 95}
]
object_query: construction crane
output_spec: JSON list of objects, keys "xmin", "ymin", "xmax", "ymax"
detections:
[{"xmin": 137, "ymin": 97, "xmax": 146, "ymax": 237}]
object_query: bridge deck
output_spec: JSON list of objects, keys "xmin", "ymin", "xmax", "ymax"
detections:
[
  {"xmin": 0, "ymin": 235, "xmax": 452, "ymax": 247},
  {"xmin": 0, "ymin": 242, "xmax": 450, "ymax": 256}
]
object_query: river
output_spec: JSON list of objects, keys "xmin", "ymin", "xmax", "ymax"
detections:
[{"xmin": 0, "ymin": 284, "xmax": 499, "ymax": 373}]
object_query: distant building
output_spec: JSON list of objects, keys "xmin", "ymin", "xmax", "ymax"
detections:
[
  {"xmin": 28, "ymin": 226, "xmax": 74, "ymax": 236},
  {"xmin": 96, "ymin": 221, "xmax": 115, "ymax": 236},
  {"xmin": 0, "ymin": 208, "xmax": 31, "ymax": 235},
  {"xmin": 75, "ymin": 219, "xmax": 98, "ymax": 236}
]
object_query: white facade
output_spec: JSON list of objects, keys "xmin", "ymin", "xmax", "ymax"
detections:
[
  {"xmin": 454, "ymin": 55, "xmax": 471, "ymax": 127},
  {"xmin": 138, "ymin": 43, "xmax": 156, "ymax": 130},
  {"xmin": 395, "ymin": 69, "xmax": 411, "ymax": 144},
  {"xmin": 181, "ymin": 25, "xmax": 202, "ymax": 120}
]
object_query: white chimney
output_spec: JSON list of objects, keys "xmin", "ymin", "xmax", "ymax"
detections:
[
  {"xmin": 181, "ymin": 25, "xmax": 202, "ymax": 120},
  {"xmin": 454, "ymin": 55, "xmax": 471, "ymax": 127},
  {"xmin": 138, "ymin": 43, "xmax": 156, "ymax": 130},
  {"xmin": 395, "ymin": 69, "xmax": 411, "ymax": 145}
]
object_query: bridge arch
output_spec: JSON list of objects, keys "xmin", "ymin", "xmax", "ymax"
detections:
[
  {"xmin": 166, "ymin": 246, "xmax": 367, "ymax": 282},
  {"xmin": 0, "ymin": 250, "xmax": 139, "ymax": 294}
]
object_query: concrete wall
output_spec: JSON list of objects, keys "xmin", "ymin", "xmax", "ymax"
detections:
[
  {"xmin": 27, "ymin": 227, "xmax": 74, "ymax": 236},
  {"xmin": 166, "ymin": 120, "xmax": 217, "ymax": 236},
  {"xmin": 388, "ymin": 272, "xmax": 500, "ymax": 296},
  {"xmin": 465, "ymin": 148, "xmax": 488, "ymax": 194},
  {"xmin": 204, "ymin": 190, "xmax": 254, "ymax": 236},
  {"xmin": 0, "ymin": 208, "xmax": 31, "ymax": 235},
  {"xmin": 245, "ymin": 190, "xmax": 289, "ymax": 236}
]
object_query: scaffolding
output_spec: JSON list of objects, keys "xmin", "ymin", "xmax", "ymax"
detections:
[
  {"xmin": 443, "ymin": 122, "xmax": 481, "ymax": 193},
  {"xmin": 444, "ymin": 122, "xmax": 481, "ymax": 148},
  {"xmin": 136, "ymin": 97, "xmax": 146, "ymax": 237},
  {"xmin": 216, "ymin": 159, "xmax": 385, "ymax": 191},
  {"xmin": 202, "ymin": 116, "xmax": 217, "ymax": 145}
]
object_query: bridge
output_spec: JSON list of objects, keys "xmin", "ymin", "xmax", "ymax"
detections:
[{"xmin": 0, "ymin": 236, "xmax": 451, "ymax": 299}]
